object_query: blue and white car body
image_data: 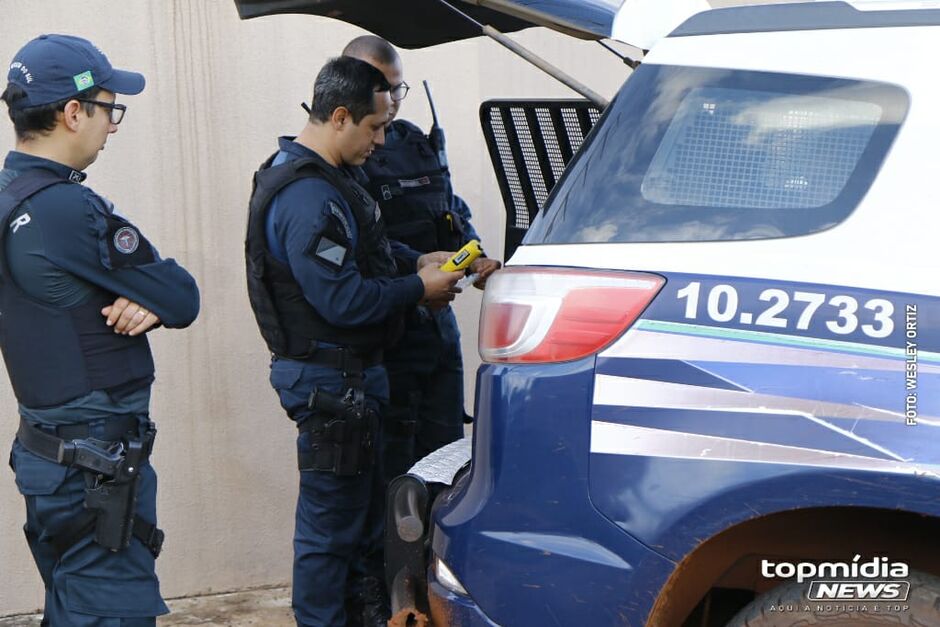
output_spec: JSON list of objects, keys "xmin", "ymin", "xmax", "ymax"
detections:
[{"xmin": 418, "ymin": 2, "xmax": 940, "ymax": 625}]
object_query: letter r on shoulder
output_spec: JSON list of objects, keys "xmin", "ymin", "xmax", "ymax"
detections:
[{"xmin": 10, "ymin": 213, "xmax": 30, "ymax": 233}]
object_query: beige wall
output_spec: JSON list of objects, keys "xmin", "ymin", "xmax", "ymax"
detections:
[{"xmin": 0, "ymin": 0, "xmax": 629, "ymax": 615}]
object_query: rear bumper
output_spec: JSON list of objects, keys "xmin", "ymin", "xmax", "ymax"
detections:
[
  {"xmin": 386, "ymin": 439, "xmax": 473, "ymax": 625},
  {"xmin": 424, "ymin": 359, "xmax": 675, "ymax": 626}
]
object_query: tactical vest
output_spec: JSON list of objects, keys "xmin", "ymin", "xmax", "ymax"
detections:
[
  {"xmin": 361, "ymin": 120, "xmax": 465, "ymax": 253},
  {"xmin": 0, "ymin": 169, "xmax": 155, "ymax": 408},
  {"xmin": 245, "ymin": 150, "xmax": 402, "ymax": 359}
]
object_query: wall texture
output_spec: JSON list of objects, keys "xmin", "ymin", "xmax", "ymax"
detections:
[{"xmin": 0, "ymin": 0, "xmax": 629, "ymax": 615}]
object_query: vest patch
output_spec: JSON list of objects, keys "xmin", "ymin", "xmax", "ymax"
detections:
[
  {"xmin": 113, "ymin": 226, "xmax": 140, "ymax": 254},
  {"xmin": 328, "ymin": 201, "xmax": 353, "ymax": 239},
  {"xmin": 104, "ymin": 216, "xmax": 155, "ymax": 269},
  {"xmin": 398, "ymin": 176, "xmax": 431, "ymax": 188},
  {"xmin": 312, "ymin": 235, "xmax": 348, "ymax": 270}
]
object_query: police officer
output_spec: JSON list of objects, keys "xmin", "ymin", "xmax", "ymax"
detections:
[
  {"xmin": 0, "ymin": 35, "xmax": 200, "ymax": 625},
  {"xmin": 342, "ymin": 36, "xmax": 501, "ymax": 483},
  {"xmin": 245, "ymin": 56, "xmax": 461, "ymax": 627}
]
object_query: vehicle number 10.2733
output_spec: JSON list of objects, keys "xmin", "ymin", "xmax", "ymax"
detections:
[{"xmin": 675, "ymin": 282, "xmax": 894, "ymax": 339}]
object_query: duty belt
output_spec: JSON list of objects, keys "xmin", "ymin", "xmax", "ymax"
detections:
[
  {"xmin": 16, "ymin": 417, "xmax": 164, "ymax": 558},
  {"xmin": 298, "ymin": 346, "xmax": 383, "ymax": 373},
  {"xmin": 16, "ymin": 416, "xmax": 153, "ymax": 469}
]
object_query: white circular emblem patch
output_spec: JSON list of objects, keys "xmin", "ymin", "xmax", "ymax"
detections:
[{"xmin": 114, "ymin": 227, "xmax": 139, "ymax": 254}]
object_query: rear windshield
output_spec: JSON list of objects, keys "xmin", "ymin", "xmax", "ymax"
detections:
[{"xmin": 525, "ymin": 65, "xmax": 909, "ymax": 244}]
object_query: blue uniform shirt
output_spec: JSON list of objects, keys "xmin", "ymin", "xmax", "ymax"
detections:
[
  {"xmin": 2, "ymin": 151, "xmax": 200, "ymax": 327},
  {"xmin": 264, "ymin": 137, "xmax": 424, "ymax": 329}
]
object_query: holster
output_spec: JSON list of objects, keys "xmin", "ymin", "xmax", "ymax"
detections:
[
  {"xmin": 299, "ymin": 387, "xmax": 378, "ymax": 476},
  {"xmin": 82, "ymin": 436, "xmax": 147, "ymax": 552},
  {"xmin": 15, "ymin": 418, "xmax": 163, "ymax": 557}
]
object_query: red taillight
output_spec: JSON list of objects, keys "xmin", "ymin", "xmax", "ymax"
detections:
[
  {"xmin": 480, "ymin": 302, "xmax": 532, "ymax": 351},
  {"xmin": 479, "ymin": 267, "xmax": 665, "ymax": 363}
]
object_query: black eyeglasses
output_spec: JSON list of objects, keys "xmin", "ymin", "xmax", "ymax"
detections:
[
  {"xmin": 76, "ymin": 99, "xmax": 127, "ymax": 125},
  {"xmin": 390, "ymin": 81, "xmax": 410, "ymax": 102}
]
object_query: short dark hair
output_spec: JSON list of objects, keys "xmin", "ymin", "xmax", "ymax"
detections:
[
  {"xmin": 309, "ymin": 56, "xmax": 390, "ymax": 125},
  {"xmin": 1, "ymin": 83, "xmax": 103, "ymax": 141},
  {"xmin": 342, "ymin": 35, "xmax": 400, "ymax": 67}
]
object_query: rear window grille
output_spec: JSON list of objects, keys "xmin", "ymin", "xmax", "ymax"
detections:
[
  {"xmin": 480, "ymin": 99, "xmax": 603, "ymax": 257},
  {"xmin": 642, "ymin": 88, "xmax": 882, "ymax": 209},
  {"xmin": 526, "ymin": 65, "xmax": 908, "ymax": 245},
  {"xmin": 510, "ymin": 107, "xmax": 551, "ymax": 209},
  {"xmin": 535, "ymin": 109, "xmax": 568, "ymax": 180}
]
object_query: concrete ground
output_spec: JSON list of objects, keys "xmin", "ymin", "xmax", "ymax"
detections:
[{"xmin": 0, "ymin": 586, "xmax": 295, "ymax": 626}]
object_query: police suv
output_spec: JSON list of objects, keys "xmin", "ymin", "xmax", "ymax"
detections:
[
  {"xmin": 235, "ymin": 0, "xmax": 940, "ymax": 624},
  {"xmin": 394, "ymin": 2, "xmax": 940, "ymax": 626}
]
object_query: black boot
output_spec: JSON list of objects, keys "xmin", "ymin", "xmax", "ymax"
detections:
[
  {"xmin": 359, "ymin": 576, "xmax": 391, "ymax": 627},
  {"xmin": 345, "ymin": 592, "xmax": 364, "ymax": 627}
]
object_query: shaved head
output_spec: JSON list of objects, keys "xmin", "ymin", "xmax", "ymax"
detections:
[
  {"xmin": 342, "ymin": 35, "xmax": 399, "ymax": 66},
  {"xmin": 342, "ymin": 35, "xmax": 405, "ymax": 125}
]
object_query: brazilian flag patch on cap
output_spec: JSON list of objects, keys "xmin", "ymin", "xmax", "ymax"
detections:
[{"xmin": 73, "ymin": 71, "xmax": 94, "ymax": 91}]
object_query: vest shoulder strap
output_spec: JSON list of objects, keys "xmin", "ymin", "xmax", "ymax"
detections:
[
  {"xmin": 254, "ymin": 155, "xmax": 375, "ymax": 235},
  {"xmin": 0, "ymin": 170, "xmax": 69, "ymax": 278},
  {"xmin": 391, "ymin": 119, "xmax": 427, "ymax": 140},
  {"xmin": 0, "ymin": 169, "xmax": 67, "ymax": 225}
]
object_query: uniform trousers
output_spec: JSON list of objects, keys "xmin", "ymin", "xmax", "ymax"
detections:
[
  {"xmin": 382, "ymin": 305, "xmax": 465, "ymax": 485},
  {"xmin": 9, "ymin": 387, "xmax": 167, "ymax": 626},
  {"xmin": 270, "ymin": 358, "xmax": 388, "ymax": 627}
]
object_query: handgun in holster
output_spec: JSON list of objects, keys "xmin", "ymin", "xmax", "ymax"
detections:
[
  {"xmin": 58, "ymin": 430, "xmax": 151, "ymax": 552},
  {"xmin": 302, "ymin": 386, "xmax": 378, "ymax": 476}
]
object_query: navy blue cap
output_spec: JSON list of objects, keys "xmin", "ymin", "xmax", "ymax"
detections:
[{"xmin": 6, "ymin": 34, "xmax": 145, "ymax": 110}]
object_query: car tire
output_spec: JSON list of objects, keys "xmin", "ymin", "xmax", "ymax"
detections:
[{"xmin": 725, "ymin": 569, "xmax": 940, "ymax": 626}]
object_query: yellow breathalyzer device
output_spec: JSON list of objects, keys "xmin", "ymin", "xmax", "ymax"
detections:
[{"xmin": 440, "ymin": 239, "xmax": 482, "ymax": 272}]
